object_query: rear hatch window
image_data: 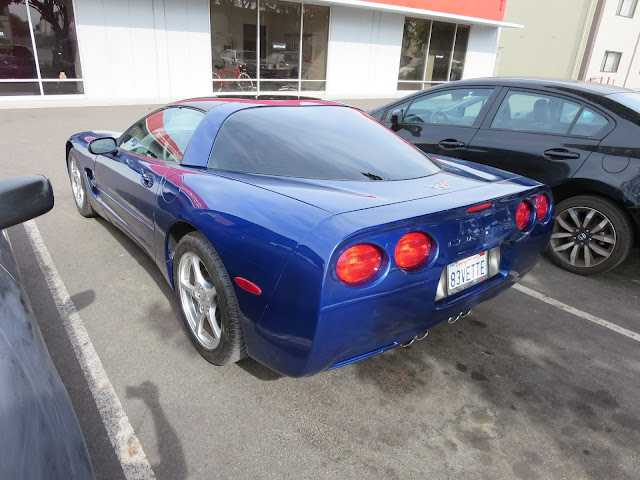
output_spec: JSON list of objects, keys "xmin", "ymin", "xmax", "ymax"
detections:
[{"xmin": 207, "ymin": 106, "xmax": 441, "ymax": 181}]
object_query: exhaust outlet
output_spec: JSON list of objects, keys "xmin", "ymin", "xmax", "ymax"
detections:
[
  {"xmin": 400, "ymin": 329, "xmax": 429, "ymax": 347},
  {"xmin": 448, "ymin": 309, "xmax": 471, "ymax": 324}
]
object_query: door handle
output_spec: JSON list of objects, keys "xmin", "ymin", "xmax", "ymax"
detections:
[
  {"xmin": 141, "ymin": 173, "xmax": 154, "ymax": 188},
  {"xmin": 439, "ymin": 139, "xmax": 465, "ymax": 149},
  {"xmin": 543, "ymin": 149, "xmax": 580, "ymax": 160}
]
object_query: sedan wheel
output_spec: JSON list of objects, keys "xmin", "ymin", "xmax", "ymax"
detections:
[
  {"xmin": 547, "ymin": 195, "xmax": 632, "ymax": 274},
  {"xmin": 174, "ymin": 232, "xmax": 246, "ymax": 365}
]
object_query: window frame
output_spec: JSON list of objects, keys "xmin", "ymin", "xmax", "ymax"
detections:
[
  {"xmin": 601, "ymin": 51, "xmax": 622, "ymax": 73},
  {"xmin": 617, "ymin": 0, "xmax": 638, "ymax": 17},
  {"xmin": 383, "ymin": 86, "xmax": 499, "ymax": 129},
  {"xmin": 118, "ymin": 106, "xmax": 206, "ymax": 163},
  {"xmin": 482, "ymin": 88, "xmax": 614, "ymax": 139}
]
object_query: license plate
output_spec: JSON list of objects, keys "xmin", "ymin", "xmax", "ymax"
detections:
[{"xmin": 447, "ymin": 251, "xmax": 488, "ymax": 295}]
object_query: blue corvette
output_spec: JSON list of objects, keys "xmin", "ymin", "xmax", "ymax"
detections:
[{"xmin": 66, "ymin": 98, "xmax": 552, "ymax": 377}]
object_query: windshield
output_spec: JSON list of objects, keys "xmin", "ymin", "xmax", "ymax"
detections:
[
  {"xmin": 208, "ymin": 106, "xmax": 441, "ymax": 181},
  {"xmin": 608, "ymin": 92, "xmax": 640, "ymax": 113}
]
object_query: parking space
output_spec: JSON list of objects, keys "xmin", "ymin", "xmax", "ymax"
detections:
[{"xmin": 3, "ymin": 104, "xmax": 640, "ymax": 480}]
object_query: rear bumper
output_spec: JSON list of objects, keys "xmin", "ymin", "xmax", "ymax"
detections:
[{"xmin": 241, "ymin": 221, "xmax": 551, "ymax": 377}]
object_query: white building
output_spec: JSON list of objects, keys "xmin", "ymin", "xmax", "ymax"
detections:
[{"xmin": 0, "ymin": 0, "xmax": 519, "ymax": 103}]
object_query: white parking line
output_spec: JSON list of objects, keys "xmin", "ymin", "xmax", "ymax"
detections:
[
  {"xmin": 513, "ymin": 283, "xmax": 640, "ymax": 343},
  {"xmin": 24, "ymin": 220, "xmax": 156, "ymax": 480}
]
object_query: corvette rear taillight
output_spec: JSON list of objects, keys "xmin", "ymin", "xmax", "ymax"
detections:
[
  {"xmin": 336, "ymin": 244, "xmax": 382, "ymax": 285},
  {"xmin": 535, "ymin": 194, "xmax": 550, "ymax": 221},
  {"xmin": 516, "ymin": 201, "xmax": 532, "ymax": 231},
  {"xmin": 395, "ymin": 232, "xmax": 432, "ymax": 270}
]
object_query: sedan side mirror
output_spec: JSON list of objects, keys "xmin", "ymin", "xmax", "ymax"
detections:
[
  {"xmin": 390, "ymin": 109, "xmax": 403, "ymax": 132},
  {"xmin": 89, "ymin": 137, "xmax": 117, "ymax": 155},
  {"xmin": 0, "ymin": 175, "xmax": 54, "ymax": 230}
]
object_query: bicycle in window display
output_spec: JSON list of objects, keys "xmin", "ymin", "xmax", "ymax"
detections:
[{"xmin": 212, "ymin": 62, "xmax": 254, "ymax": 93}]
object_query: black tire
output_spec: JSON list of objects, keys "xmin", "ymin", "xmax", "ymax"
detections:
[
  {"xmin": 173, "ymin": 232, "xmax": 246, "ymax": 365},
  {"xmin": 546, "ymin": 195, "xmax": 633, "ymax": 275},
  {"xmin": 67, "ymin": 148, "xmax": 96, "ymax": 218}
]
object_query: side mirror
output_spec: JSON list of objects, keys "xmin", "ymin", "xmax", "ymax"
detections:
[
  {"xmin": 89, "ymin": 137, "xmax": 117, "ymax": 155},
  {"xmin": 390, "ymin": 109, "xmax": 403, "ymax": 132},
  {"xmin": 0, "ymin": 175, "xmax": 54, "ymax": 230}
]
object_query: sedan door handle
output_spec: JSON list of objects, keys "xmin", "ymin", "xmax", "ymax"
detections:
[
  {"xmin": 439, "ymin": 139, "xmax": 465, "ymax": 149},
  {"xmin": 141, "ymin": 173, "xmax": 154, "ymax": 188},
  {"xmin": 543, "ymin": 149, "xmax": 580, "ymax": 160}
]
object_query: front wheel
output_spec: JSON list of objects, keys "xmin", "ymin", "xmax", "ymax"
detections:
[
  {"xmin": 67, "ymin": 149, "xmax": 96, "ymax": 218},
  {"xmin": 174, "ymin": 232, "xmax": 246, "ymax": 365},
  {"xmin": 546, "ymin": 195, "xmax": 633, "ymax": 274},
  {"xmin": 237, "ymin": 72, "xmax": 254, "ymax": 92}
]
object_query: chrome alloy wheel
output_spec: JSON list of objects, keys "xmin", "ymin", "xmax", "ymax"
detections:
[
  {"xmin": 550, "ymin": 206, "xmax": 616, "ymax": 268},
  {"xmin": 69, "ymin": 158, "xmax": 85, "ymax": 208},
  {"xmin": 177, "ymin": 252, "xmax": 221, "ymax": 350}
]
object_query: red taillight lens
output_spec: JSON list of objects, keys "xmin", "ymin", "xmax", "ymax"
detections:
[
  {"xmin": 535, "ymin": 194, "xmax": 550, "ymax": 221},
  {"xmin": 336, "ymin": 244, "xmax": 382, "ymax": 285},
  {"xmin": 516, "ymin": 201, "xmax": 532, "ymax": 231},
  {"xmin": 395, "ymin": 232, "xmax": 432, "ymax": 270}
]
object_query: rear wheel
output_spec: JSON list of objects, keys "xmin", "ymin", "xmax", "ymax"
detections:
[
  {"xmin": 174, "ymin": 232, "xmax": 246, "ymax": 365},
  {"xmin": 67, "ymin": 149, "xmax": 96, "ymax": 218},
  {"xmin": 546, "ymin": 195, "xmax": 632, "ymax": 274},
  {"xmin": 212, "ymin": 72, "xmax": 223, "ymax": 92}
]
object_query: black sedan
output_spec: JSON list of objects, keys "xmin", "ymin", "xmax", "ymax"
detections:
[
  {"xmin": 0, "ymin": 176, "xmax": 94, "ymax": 479},
  {"xmin": 369, "ymin": 78, "xmax": 640, "ymax": 275}
]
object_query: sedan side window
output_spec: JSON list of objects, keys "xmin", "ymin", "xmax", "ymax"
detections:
[
  {"xmin": 402, "ymin": 88, "xmax": 494, "ymax": 126},
  {"xmin": 570, "ymin": 108, "xmax": 609, "ymax": 137},
  {"xmin": 491, "ymin": 91, "xmax": 581, "ymax": 135},
  {"xmin": 120, "ymin": 107, "xmax": 205, "ymax": 162}
]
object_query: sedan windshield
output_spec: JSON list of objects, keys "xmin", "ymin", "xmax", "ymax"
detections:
[{"xmin": 208, "ymin": 106, "xmax": 441, "ymax": 181}]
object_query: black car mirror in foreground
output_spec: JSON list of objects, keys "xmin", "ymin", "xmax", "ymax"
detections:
[
  {"xmin": 88, "ymin": 137, "xmax": 118, "ymax": 155},
  {"xmin": 0, "ymin": 175, "xmax": 54, "ymax": 230}
]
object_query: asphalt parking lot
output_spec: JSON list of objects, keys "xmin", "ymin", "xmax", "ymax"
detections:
[{"xmin": 3, "ymin": 102, "xmax": 640, "ymax": 480}]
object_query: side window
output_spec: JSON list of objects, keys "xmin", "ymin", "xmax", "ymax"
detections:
[
  {"xmin": 403, "ymin": 88, "xmax": 494, "ymax": 126},
  {"xmin": 119, "ymin": 108, "xmax": 205, "ymax": 162},
  {"xmin": 570, "ymin": 108, "xmax": 609, "ymax": 137},
  {"xmin": 491, "ymin": 91, "xmax": 581, "ymax": 135}
]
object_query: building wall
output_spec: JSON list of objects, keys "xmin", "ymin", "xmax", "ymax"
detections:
[
  {"xmin": 326, "ymin": 6, "xmax": 404, "ymax": 96},
  {"xmin": 463, "ymin": 25, "xmax": 500, "ymax": 79},
  {"xmin": 584, "ymin": 0, "xmax": 640, "ymax": 88},
  {"xmin": 495, "ymin": 0, "xmax": 597, "ymax": 79},
  {"xmin": 74, "ymin": 0, "xmax": 212, "ymax": 100}
]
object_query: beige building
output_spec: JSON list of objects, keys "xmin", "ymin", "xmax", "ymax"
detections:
[{"xmin": 496, "ymin": 0, "xmax": 640, "ymax": 89}]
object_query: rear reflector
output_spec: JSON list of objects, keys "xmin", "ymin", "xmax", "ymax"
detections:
[
  {"xmin": 234, "ymin": 277, "xmax": 262, "ymax": 295},
  {"xmin": 467, "ymin": 202, "xmax": 493, "ymax": 214},
  {"xmin": 395, "ymin": 232, "xmax": 432, "ymax": 270},
  {"xmin": 516, "ymin": 201, "xmax": 532, "ymax": 231},
  {"xmin": 535, "ymin": 194, "xmax": 550, "ymax": 221},
  {"xmin": 336, "ymin": 244, "xmax": 382, "ymax": 285}
]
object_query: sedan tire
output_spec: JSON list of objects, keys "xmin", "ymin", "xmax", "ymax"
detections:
[
  {"xmin": 174, "ymin": 232, "xmax": 247, "ymax": 365},
  {"xmin": 547, "ymin": 195, "xmax": 633, "ymax": 275}
]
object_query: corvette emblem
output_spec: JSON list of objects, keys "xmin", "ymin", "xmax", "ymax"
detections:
[{"xmin": 424, "ymin": 181, "xmax": 451, "ymax": 190}]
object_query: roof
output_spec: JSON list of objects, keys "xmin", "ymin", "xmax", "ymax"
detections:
[
  {"xmin": 171, "ymin": 96, "xmax": 338, "ymax": 112},
  {"xmin": 450, "ymin": 77, "xmax": 634, "ymax": 97}
]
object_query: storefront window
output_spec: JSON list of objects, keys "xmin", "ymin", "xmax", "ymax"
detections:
[
  {"xmin": 397, "ymin": 18, "xmax": 469, "ymax": 91},
  {"xmin": 210, "ymin": 0, "xmax": 328, "ymax": 93},
  {"xmin": 210, "ymin": 0, "xmax": 258, "ymax": 93},
  {"xmin": 0, "ymin": 0, "xmax": 83, "ymax": 96}
]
